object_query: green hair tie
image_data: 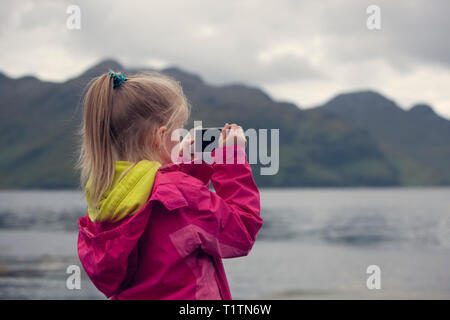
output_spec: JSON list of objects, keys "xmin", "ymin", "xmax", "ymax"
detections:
[{"xmin": 109, "ymin": 72, "xmax": 127, "ymax": 88}]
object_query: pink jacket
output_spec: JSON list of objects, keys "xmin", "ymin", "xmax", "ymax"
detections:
[{"xmin": 77, "ymin": 146, "xmax": 262, "ymax": 299}]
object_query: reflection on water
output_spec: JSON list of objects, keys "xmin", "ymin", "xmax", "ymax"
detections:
[
  {"xmin": 0, "ymin": 188, "xmax": 450, "ymax": 299},
  {"xmin": 0, "ymin": 190, "xmax": 86, "ymax": 231},
  {"xmin": 259, "ymin": 188, "xmax": 450, "ymax": 248}
]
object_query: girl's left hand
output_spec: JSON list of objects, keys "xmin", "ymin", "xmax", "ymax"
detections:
[
  {"xmin": 178, "ymin": 126, "xmax": 202, "ymax": 160},
  {"xmin": 219, "ymin": 123, "xmax": 247, "ymax": 148},
  {"xmin": 178, "ymin": 131, "xmax": 194, "ymax": 158}
]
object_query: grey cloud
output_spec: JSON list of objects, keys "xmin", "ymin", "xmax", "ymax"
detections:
[
  {"xmin": 315, "ymin": 0, "xmax": 450, "ymax": 69},
  {"xmin": 0, "ymin": 0, "xmax": 449, "ymax": 118},
  {"xmin": 3, "ymin": 0, "xmax": 449, "ymax": 81}
]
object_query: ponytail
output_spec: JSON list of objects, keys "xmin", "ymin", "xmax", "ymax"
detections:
[{"xmin": 78, "ymin": 73, "xmax": 116, "ymax": 210}]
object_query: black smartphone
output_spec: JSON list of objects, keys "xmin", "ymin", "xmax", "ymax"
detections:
[{"xmin": 194, "ymin": 127, "xmax": 222, "ymax": 153}]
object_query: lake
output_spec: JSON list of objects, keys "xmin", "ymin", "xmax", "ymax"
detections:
[{"xmin": 1, "ymin": 188, "xmax": 449, "ymax": 299}]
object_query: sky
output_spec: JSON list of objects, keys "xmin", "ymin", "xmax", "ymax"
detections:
[{"xmin": 1, "ymin": 0, "xmax": 450, "ymax": 118}]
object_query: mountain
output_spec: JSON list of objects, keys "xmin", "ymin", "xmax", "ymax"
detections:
[
  {"xmin": 318, "ymin": 91, "xmax": 450, "ymax": 184},
  {"xmin": 0, "ymin": 60, "xmax": 448, "ymax": 189}
]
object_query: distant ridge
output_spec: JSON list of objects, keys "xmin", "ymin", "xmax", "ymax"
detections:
[
  {"xmin": 79, "ymin": 59, "xmax": 125, "ymax": 78},
  {"xmin": 0, "ymin": 59, "xmax": 449, "ymax": 188},
  {"xmin": 409, "ymin": 103, "xmax": 437, "ymax": 117},
  {"xmin": 318, "ymin": 90, "xmax": 450, "ymax": 184}
]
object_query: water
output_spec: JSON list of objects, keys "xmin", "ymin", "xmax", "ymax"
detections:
[{"xmin": 0, "ymin": 188, "xmax": 449, "ymax": 299}]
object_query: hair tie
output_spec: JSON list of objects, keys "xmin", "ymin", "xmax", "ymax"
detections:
[{"xmin": 109, "ymin": 72, "xmax": 127, "ymax": 89}]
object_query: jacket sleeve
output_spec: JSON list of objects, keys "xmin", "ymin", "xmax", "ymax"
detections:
[{"xmin": 170, "ymin": 145, "xmax": 263, "ymax": 259}]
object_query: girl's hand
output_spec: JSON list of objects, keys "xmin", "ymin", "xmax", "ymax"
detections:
[
  {"xmin": 219, "ymin": 123, "xmax": 247, "ymax": 148},
  {"xmin": 178, "ymin": 128, "xmax": 195, "ymax": 159}
]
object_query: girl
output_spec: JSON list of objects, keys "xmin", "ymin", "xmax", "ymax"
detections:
[{"xmin": 77, "ymin": 71, "xmax": 262, "ymax": 300}]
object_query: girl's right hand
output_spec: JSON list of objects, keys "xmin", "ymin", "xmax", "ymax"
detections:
[{"xmin": 219, "ymin": 123, "xmax": 247, "ymax": 148}]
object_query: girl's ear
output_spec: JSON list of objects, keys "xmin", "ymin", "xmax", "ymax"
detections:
[
  {"xmin": 158, "ymin": 125, "xmax": 168, "ymax": 137},
  {"xmin": 155, "ymin": 125, "xmax": 168, "ymax": 148}
]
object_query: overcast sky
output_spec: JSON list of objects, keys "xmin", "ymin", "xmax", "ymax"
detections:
[{"xmin": 1, "ymin": 0, "xmax": 450, "ymax": 118}]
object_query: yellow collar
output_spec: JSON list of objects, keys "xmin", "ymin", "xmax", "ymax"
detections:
[{"xmin": 86, "ymin": 160, "xmax": 161, "ymax": 223}]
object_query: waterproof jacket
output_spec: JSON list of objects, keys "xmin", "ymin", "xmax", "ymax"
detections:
[{"xmin": 77, "ymin": 145, "xmax": 262, "ymax": 299}]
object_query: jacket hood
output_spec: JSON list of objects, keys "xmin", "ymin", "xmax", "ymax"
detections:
[
  {"xmin": 78, "ymin": 159, "xmax": 213, "ymax": 298},
  {"xmin": 85, "ymin": 160, "xmax": 161, "ymax": 223}
]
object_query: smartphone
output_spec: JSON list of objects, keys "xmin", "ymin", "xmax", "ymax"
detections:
[{"xmin": 194, "ymin": 127, "xmax": 222, "ymax": 153}]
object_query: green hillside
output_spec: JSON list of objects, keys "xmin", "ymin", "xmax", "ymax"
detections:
[
  {"xmin": 319, "ymin": 91, "xmax": 450, "ymax": 184},
  {"xmin": 0, "ymin": 60, "xmax": 448, "ymax": 189}
]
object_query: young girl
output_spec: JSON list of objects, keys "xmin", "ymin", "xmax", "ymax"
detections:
[{"xmin": 77, "ymin": 71, "xmax": 262, "ymax": 300}]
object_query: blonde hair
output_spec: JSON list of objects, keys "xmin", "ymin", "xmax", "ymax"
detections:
[{"xmin": 77, "ymin": 71, "xmax": 190, "ymax": 209}]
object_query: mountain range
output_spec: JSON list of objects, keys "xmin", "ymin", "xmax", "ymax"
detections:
[{"xmin": 1, "ymin": 59, "xmax": 449, "ymax": 189}]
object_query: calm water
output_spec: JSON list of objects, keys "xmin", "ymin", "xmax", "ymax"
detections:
[{"xmin": 0, "ymin": 188, "xmax": 449, "ymax": 299}]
